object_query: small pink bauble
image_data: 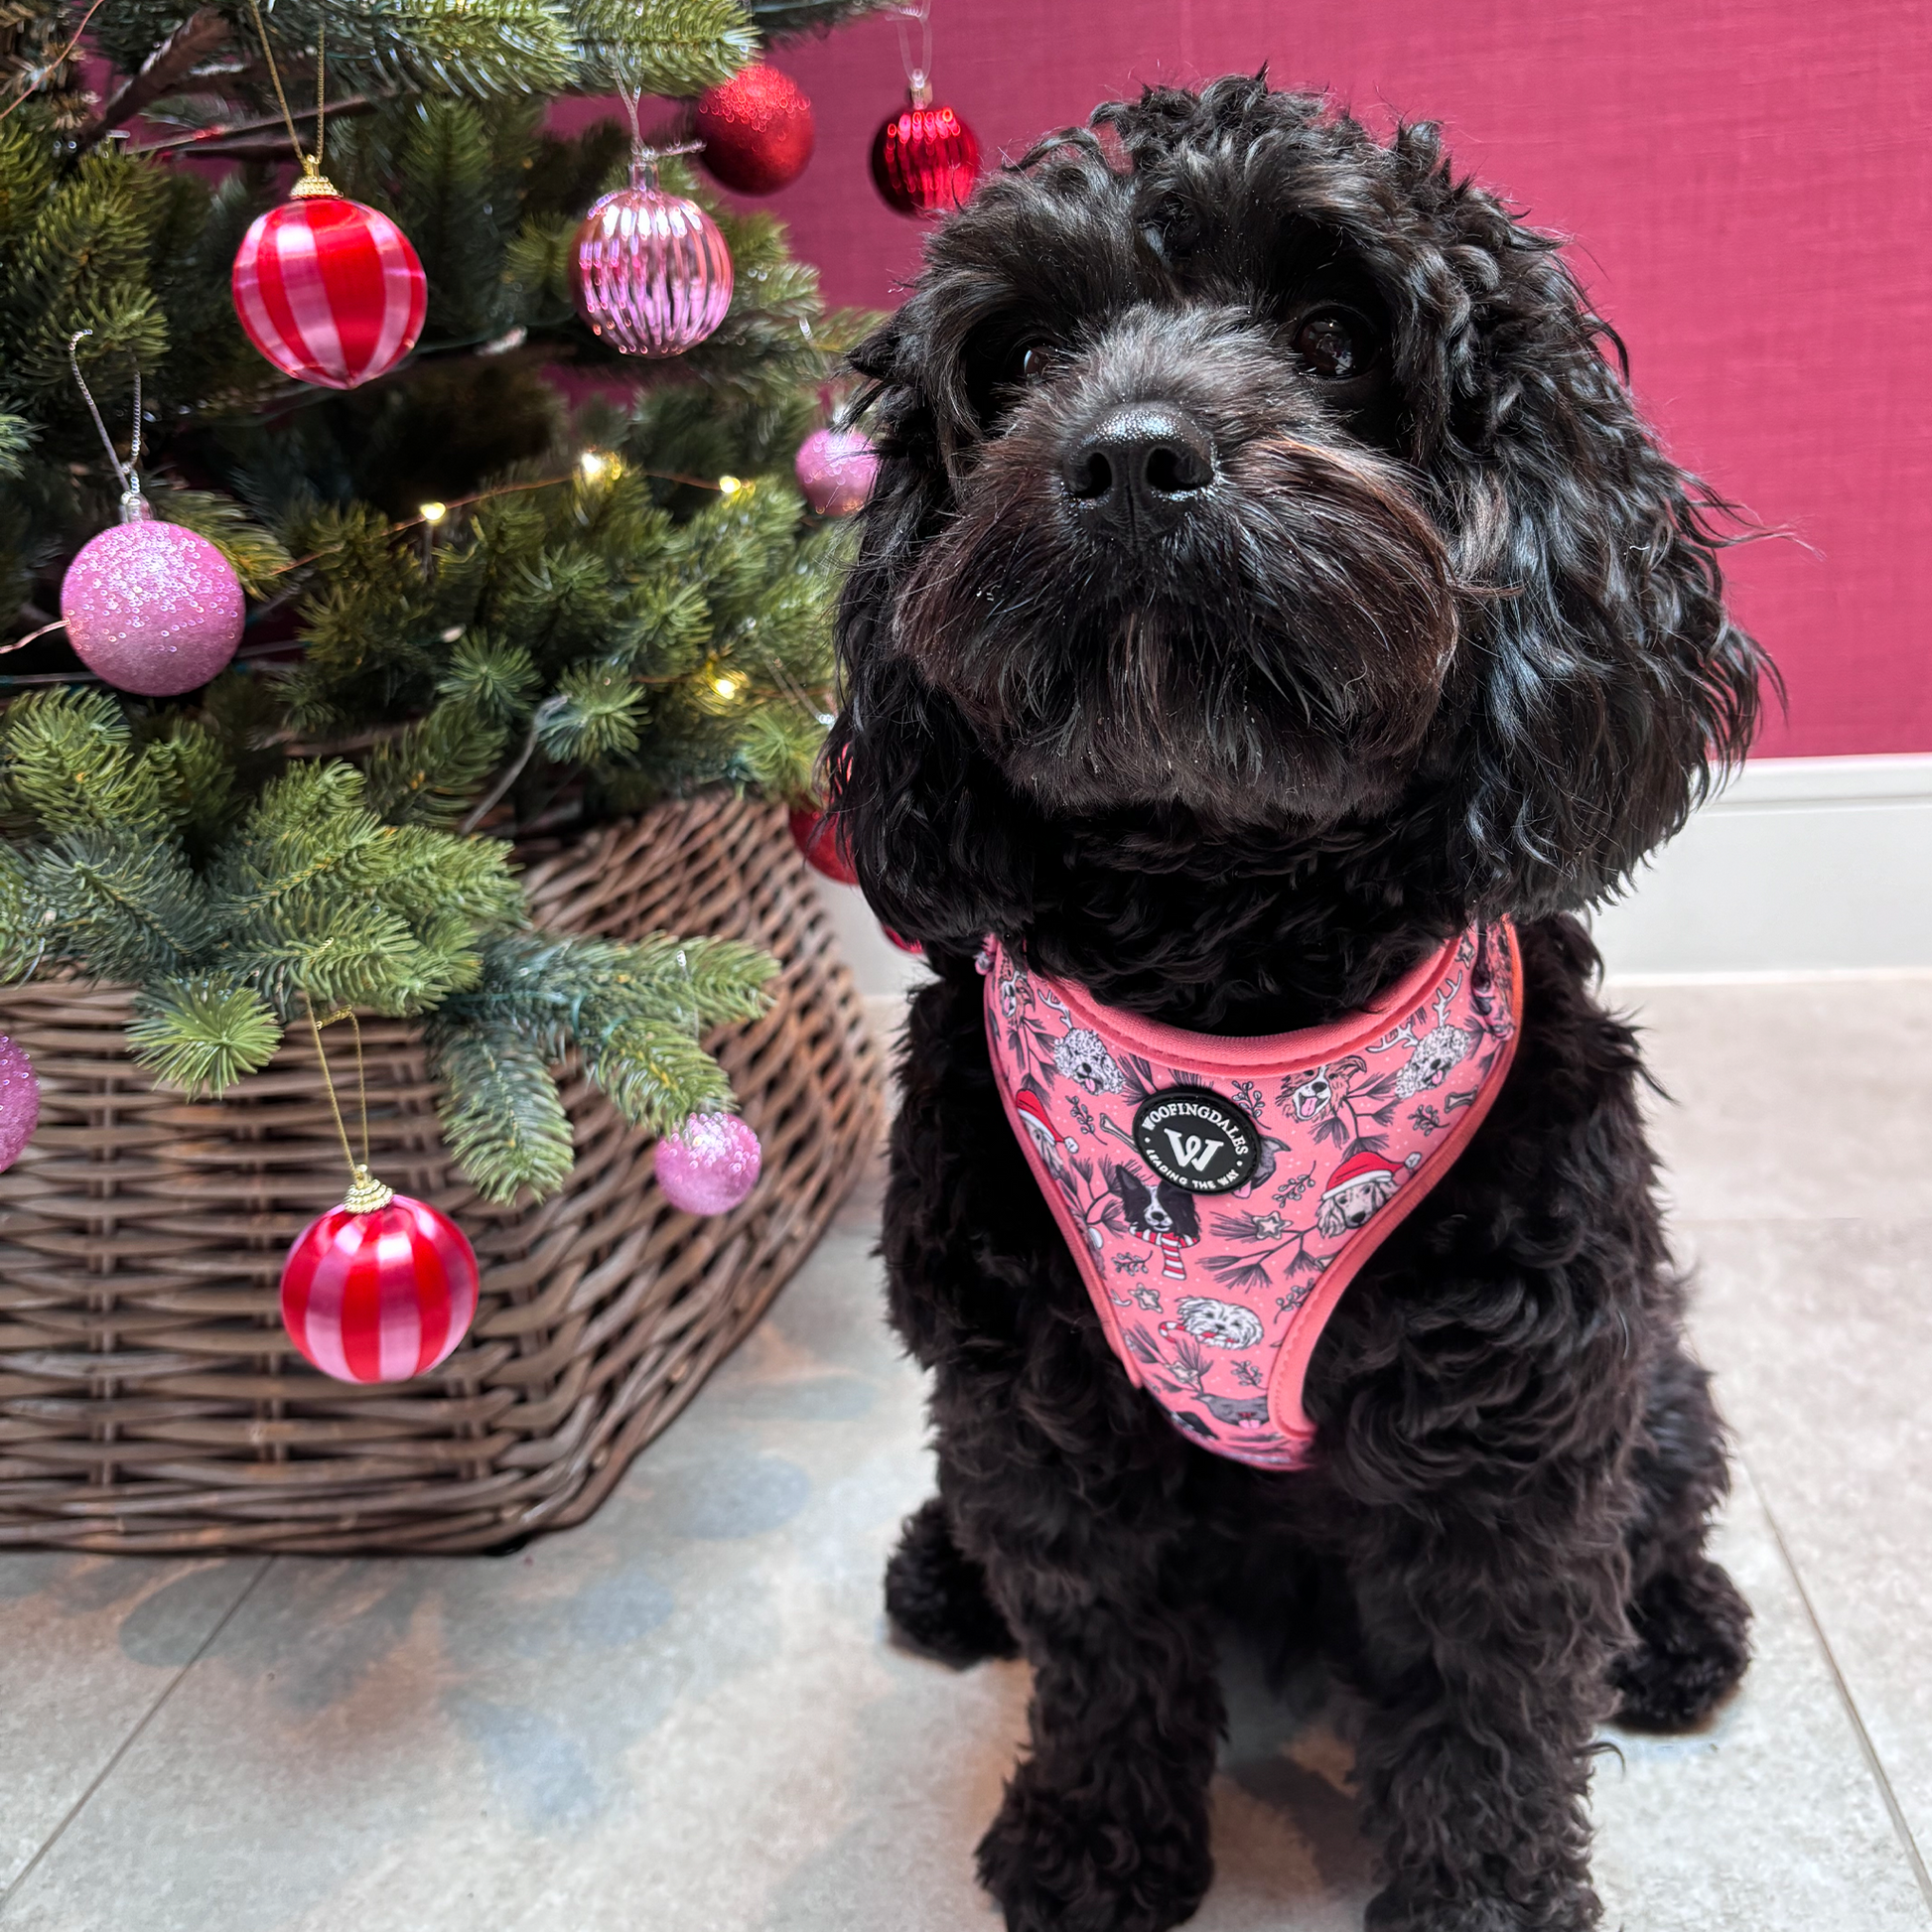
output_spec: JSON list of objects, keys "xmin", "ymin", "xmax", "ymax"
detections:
[
  {"xmin": 280, "ymin": 1172, "xmax": 481, "ymax": 1384},
  {"xmin": 654, "ymin": 1112, "xmax": 761, "ymax": 1215},
  {"xmin": 0, "ymin": 1034, "xmax": 40, "ymax": 1173},
  {"xmin": 795, "ymin": 428, "xmax": 878, "ymax": 516},
  {"xmin": 61, "ymin": 502, "xmax": 243, "ymax": 697},
  {"xmin": 574, "ymin": 159, "xmax": 734, "ymax": 357}
]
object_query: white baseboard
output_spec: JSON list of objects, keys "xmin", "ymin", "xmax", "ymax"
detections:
[
  {"xmin": 1589, "ymin": 755, "xmax": 1932, "ymax": 977},
  {"xmin": 819, "ymin": 755, "xmax": 1932, "ymax": 997}
]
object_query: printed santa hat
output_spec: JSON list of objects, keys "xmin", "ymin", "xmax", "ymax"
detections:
[
  {"xmin": 1014, "ymin": 1088, "xmax": 1071, "ymax": 1148},
  {"xmin": 1321, "ymin": 1148, "xmax": 1408, "ymax": 1197}
]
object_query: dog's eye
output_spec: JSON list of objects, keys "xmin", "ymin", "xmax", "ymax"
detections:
[
  {"xmin": 1015, "ymin": 343, "xmax": 1050, "ymax": 383},
  {"xmin": 1293, "ymin": 310, "xmax": 1364, "ymax": 379},
  {"xmin": 962, "ymin": 332, "xmax": 1055, "ymax": 431}
]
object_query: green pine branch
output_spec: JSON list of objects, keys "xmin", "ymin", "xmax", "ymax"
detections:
[{"xmin": 0, "ymin": 0, "xmax": 873, "ymax": 1204}]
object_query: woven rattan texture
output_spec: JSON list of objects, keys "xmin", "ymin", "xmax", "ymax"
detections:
[{"xmin": 0, "ymin": 795, "xmax": 883, "ymax": 1553}]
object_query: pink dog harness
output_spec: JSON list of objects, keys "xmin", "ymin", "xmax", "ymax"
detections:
[{"xmin": 982, "ymin": 923, "xmax": 1523, "ymax": 1469}]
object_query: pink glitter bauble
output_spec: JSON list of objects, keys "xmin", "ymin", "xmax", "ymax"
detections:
[
  {"xmin": 61, "ymin": 511, "xmax": 243, "ymax": 697},
  {"xmin": 0, "ymin": 1034, "xmax": 40, "ymax": 1173},
  {"xmin": 574, "ymin": 164, "xmax": 734, "ymax": 358},
  {"xmin": 795, "ymin": 428, "xmax": 878, "ymax": 516},
  {"xmin": 654, "ymin": 1112, "xmax": 761, "ymax": 1215}
]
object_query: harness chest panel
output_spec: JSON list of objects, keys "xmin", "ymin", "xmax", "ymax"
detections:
[{"xmin": 981, "ymin": 923, "xmax": 1524, "ymax": 1469}]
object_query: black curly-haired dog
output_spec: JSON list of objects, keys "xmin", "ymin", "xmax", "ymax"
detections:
[{"xmin": 826, "ymin": 74, "xmax": 1761, "ymax": 1932}]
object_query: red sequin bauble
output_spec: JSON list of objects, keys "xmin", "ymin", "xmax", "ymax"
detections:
[
  {"xmin": 281, "ymin": 1185, "xmax": 481, "ymax": 1384},
  {"xmin": 788, "ymin": 804, "xmax": 858, "ymax": 886},
  {"xmin": 231, "ymin": 187, "xmax": 427, "ymax": 390},
  {"xmin": 695, "ymin": 64, "xmax": 815, "ymax": 196},
  {"xmin": 870, "ymin": 95, "xmax": 981, "ymax": 215}
]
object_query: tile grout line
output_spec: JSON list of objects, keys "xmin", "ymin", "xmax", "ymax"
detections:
[
  {"xmin": 0, "ymin": 1555, "xmax": 277, "ymax": 1918},
  {"xmin": 1743, "ymin": 1453, "xmax": 1932, "ymax": 1917}
]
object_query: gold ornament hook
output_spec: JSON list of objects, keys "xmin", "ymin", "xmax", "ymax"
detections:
[
  {"xmin": 304, "ymin": 995, "xmax": 389, "ymax": 1214},
  {"xmin": 343, "ymin": 1165, "xmax": 395, "ymax": 1214}
]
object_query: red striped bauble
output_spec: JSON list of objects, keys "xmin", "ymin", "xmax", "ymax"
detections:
[
  {"xmin": 280, "ymin": 1175, "xmax": 480, "ymax": 1384},
  {"xmin": 231, "ymin": 186, "xmax": 428, "ymax": 391}
]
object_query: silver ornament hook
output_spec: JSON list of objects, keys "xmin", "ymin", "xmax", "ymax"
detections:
[{"xmin": 67, "ymin": 331, "xmax": 146, "ymax": 520}]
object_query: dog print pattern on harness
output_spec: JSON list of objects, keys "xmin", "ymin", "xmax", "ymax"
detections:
[{"xmin": 982, "ymin": 923, "xmax": 1523, "ymax": 1468}]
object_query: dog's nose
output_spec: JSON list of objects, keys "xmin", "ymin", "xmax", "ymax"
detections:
[{"xmin": 1062, "ymin": 403, "xmax": 1215, "ymax": 536}]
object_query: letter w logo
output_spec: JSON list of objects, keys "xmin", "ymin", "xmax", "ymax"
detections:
[{"xmin": 1165, "ymin": 1130, "xmax": 1224, "ymax": 1173}]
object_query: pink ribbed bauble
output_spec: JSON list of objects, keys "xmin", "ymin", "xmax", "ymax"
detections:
[
  {"xmin": 695, "ymin": 64, "xmax": 815, "ymax": 195},
  {"xmin": 61, "ymin": 506, "xmax": 244, "ymax": 697},
  {"xmin": 574, "ymin": 161, "xmax": 734, "ymax": 357},
  {"xmin": 0, "ymin": 1034, "xmax": 40, "ymax": 1173},
  {"xmin": 794, "ymin": 428, "xmax": 878, "ymax": 516},
  {"xmin": 654, "ymin": 1112, "xmax": 761, "ymax": 1215},
  {"xmin": 280, "ymin": 1174, "xmax": 481, "ymax": 1384}
]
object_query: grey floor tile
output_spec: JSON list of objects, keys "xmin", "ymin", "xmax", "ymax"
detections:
[
  {"xmin": 0, "ymin": 1229, "xmax": 1021, "ymax": 1932},
  {"xmin": 1684, "ymin": 1214, "xmax": 1932, "ymax": 1890},
  {"xmin": 1606, "ymin": 976, "xmax": 1932, "ymax": 1222},
  {"xmin": 0, "ymin": 1555, "xmax": 264, "ymax": 1897},
  {"xmin": 1592, "ymin": 1467, "xmax": 1930, "ymax": 1930},
  {"xmin": 6, "ymin": 1210, "xmax": 1916, "ymax": 1930}
]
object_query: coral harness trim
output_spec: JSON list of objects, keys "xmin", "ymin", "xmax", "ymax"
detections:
[{"xmin": 981, "ymin": 923, "xmax": 1523, "ymax": 1469}]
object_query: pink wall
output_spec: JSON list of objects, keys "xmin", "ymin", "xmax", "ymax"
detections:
[{"xmin": 695, "ymin": 0, "xmax": 1931, "ymax": 759}]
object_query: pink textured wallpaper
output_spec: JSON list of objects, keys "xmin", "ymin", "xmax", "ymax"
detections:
[{"xmin": 679, "ymin": 0, "xmax": 1932, "ymax": 757}]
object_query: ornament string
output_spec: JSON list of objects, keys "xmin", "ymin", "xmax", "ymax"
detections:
[
  {"xmin": 66, "ymin": 331, "xmax": 142, "ymax": 499},
  {"xmin": 3, "ymin": 333, "xmax": 148, "ymax": 658},
  {"xmin": 303, "ymin": 993, "xmax": 392, "ymax": 1211},
  {"xmin": 244, "ymin": 0, "xmax": 332, "ymax": 192},
  {"xmin": 893, "ymin": 0, "xmax": 934, "ymax": 101}
]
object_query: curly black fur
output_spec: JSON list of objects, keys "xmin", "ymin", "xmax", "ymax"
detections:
[{"xmin": 830, "ymin": 75, "xmax": 1760, "ymax": 1931}]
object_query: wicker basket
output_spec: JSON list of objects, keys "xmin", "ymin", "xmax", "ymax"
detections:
[{"xmin": 0, "ymin": 794, "xmax": 883, "ymax": 1554}]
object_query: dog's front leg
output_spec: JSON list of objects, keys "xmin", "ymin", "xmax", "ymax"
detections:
[
  {"xmin": 1344, "ymin": 1487, "xmax": 1626, "ymax": 1932},
  {"xmin": 958, "ymin": 1479, "xmax": 1223, "ymax": 1932},
  {"xmin": 883, "ymin": 963, "xmax": 1223, "ymax": 1930}
]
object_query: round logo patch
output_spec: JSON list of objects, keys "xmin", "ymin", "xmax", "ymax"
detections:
[{"xmin": 1132, "ymin": 1088, "xmax": 1260, "ymax": 1194}]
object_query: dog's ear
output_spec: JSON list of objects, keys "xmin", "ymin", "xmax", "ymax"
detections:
[
  {"xmin": 1111, "ymin": 1166, "xmax": 1152, "ymax": 1220},
  {"xmin": 1437, "ymin": 244, "xmax": 1772, "ymax": 915},
  {"xmin": 847, "ymin": 312, "xmax": 904, "ymax": 386},
  {"xmin": 827, "ymin": 576, "xmax": 1039, "ymax": 949}
]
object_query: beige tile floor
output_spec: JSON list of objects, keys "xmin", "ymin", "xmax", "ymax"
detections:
[{"xmin": 3, "ymin": 974, "xmax": 1931, "ymax": 1930}]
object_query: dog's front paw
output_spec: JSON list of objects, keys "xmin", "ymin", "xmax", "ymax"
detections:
[
  {"xmin": 1611, "ymin": 1555, "xmax": 1750, "ymax": 1730},
  {"xmin": 885, "ymin": 1497, "xmax": 1019, "ymax": 1668},
  {"xmin": 977, "ymin": 1768, "xmax": 1211, "ymax": 1932}
]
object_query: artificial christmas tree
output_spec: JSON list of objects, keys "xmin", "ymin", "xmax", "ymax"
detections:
[{"xmin": 0, "ymin": 0, "xmax": 887, "ymax": 1550}]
